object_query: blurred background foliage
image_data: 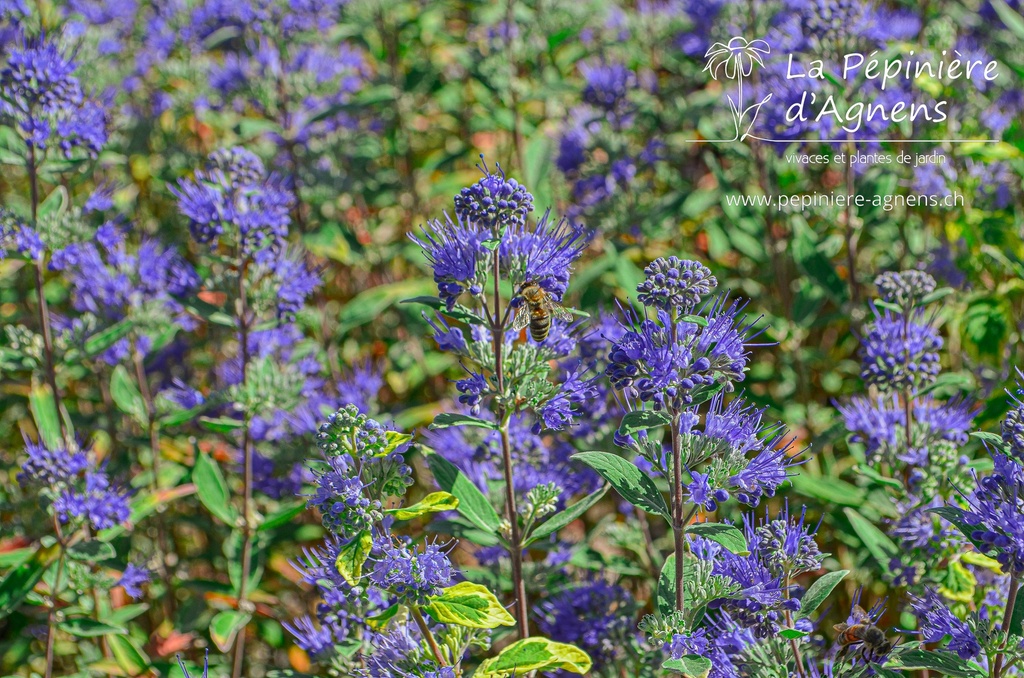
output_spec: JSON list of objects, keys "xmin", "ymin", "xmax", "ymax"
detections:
[{"xmin": 1, "ymin": 0, "xmax": 1024, "ymax": 674}]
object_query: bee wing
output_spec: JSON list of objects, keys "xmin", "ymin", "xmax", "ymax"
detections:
[
  {"xmin": 832, "ymin": 623, "xmax": 849, "ymax": 633},
  {"xmin": 548, "ymin": 302, "xmax": 576, "ymax": 322},
  {"xmin": 850, "ymin": 605, "xmax": 870, "ymax": 623},
  {"xmin": 510, "ymin": 304, "xmax": 532, "ymax": 332}
]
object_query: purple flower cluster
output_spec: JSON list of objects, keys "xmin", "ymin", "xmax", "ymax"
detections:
[
  {"xmin": 959, "ymin": 451, "xmax": 1024, "ymax": 576},
  {"xmin": 454, "ymin": 159, "xmax": 534, "ymax": 230},
  {"xmin": 117, "ymin": 563, "xmax": 151, "ymax": 598},
  {"xmin": 414, "ymin": 161, "xmax": 591, "ymax": 309},
  {"xmin": 19, "ymin": 440, "xmax": 130, "ymax": 531},
  {"xmin": 368, "ymin": 537, "xmax": 454, "ymax": 605},
  {"xmin": 0, "ymin": 34, "xmax": 109, "ymax": 157},
  {"xmin": 859, "ymin": 306, "xmax": 942, "ymax": 394},
  {"xmin": 912, "ymin": 592, "xmax": 981, "ymax": 660},
  {"xmin": 173, "ymin": 147, "xmax": 293, "ymax": 262},
  {"xmin": 607, "ymin": 290, "xmax": 756, "ymax": 412},
  {"xmin": 535, "ymin": 578, "xmax": 635, "ymax": 672},
  {"xmin": 64, "ymin": 230, "xmax": 200, "ymax": 330},
  {"xmin": 636, "ymin": 257, "xmax": 717, "ymax": 313}
]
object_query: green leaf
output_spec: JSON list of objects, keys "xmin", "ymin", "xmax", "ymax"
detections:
[
  {"xmin": 194, "ymin": 451, "xmax": 238, "ymax": 525},
  {"xmin": 428, "ymin": 413, "xmax": 497, "ymax": 431},
  {"xmin": 424, "ymin": 581, "xmax": 515, "ymax": 629},
  {"xmin": 426, "ymin": 453, "xmax": 502, "ymax": 533},
  {"xmin": 686, "ymin": 523, "xmax": 749, "ymax": 556},
  {"xmin": 382, "ymin": 430, "xmax": 413, "ymax": 455},
  {"xmin": 67, "ymin": 541, "xmax": 116, "ymax": 563},
  {"xmin": 679, "ymin": 314, "xmax": 709, "ymax": 327},
  {"xmin": 60, "ymin": 618, "xmax": 126, "ymax": 637},
  {"xmin": 991, "ymin": 0, "xmax": 1024, "ymax": 40},
  {"xmin": 111, "ymin": 365, "xmax": 149, "ymax": 427},
  {"xmin": 257, "ymin": 501, "xmax": 307, "ymax": 532},
  {"xmin": 798, "ymin": 570, "xmax": 849, "ymax": 618},
  {"xmin": 387, "ymin": 491, "xmax": 459, "ymax": 520},
  {"xmin": 779, "ymin": 628, "xmax": 809, "ymax": 639},
  {"xmin": 928, "ymin": 506, "xmax": 990, "ymax": 552},
  {"xmin": 210, "ymin": 610, "xmax": 251, "ymax": 652},
  {"xmin": 617, "ymin": 410, "xmax": 671, "ymax": 437},
  {"xmin": 366, "ymin": 604, "xmax": 399, "ymax": 630},
  {"xmin": 199, "ymin": 416, "xmax": 244, "ymax": 434},
  {"xmin": 0, "ymin": 542, "xmax": 61, "ymax": 619},
  {"xmin": 527, "ymin": 485, "xmax": 608, "ymax": 545},
  {"xmin": 29, "ymin": 384, "xmax": 64, "ymax": 451},
  {"xmin": 335, "ymin": 531, "xmax": 372, "ymax": 586},
  {"xmin": 475, "ymin": 638, "xmax": 593, "ymax": 676},
  {"xmin": 657, "ymin": 554, "xmax": 678, "ymax": 617},
  {"xmin": 844, "ymin": 508, "xmax": 897, "ymax": 570},
  {"xmin": 662, "ymin": 655, "xmax": 713, "ymax": 677},
  {"xmin": 337, "ymin": 279, "xmax": 436, "ymax": 335},
  {"xmin": 893, "ymin": 649, "xmax": 987, "ymax": 678},
  {"xmin": 108, "ymin": 634, "xmax": 151, "ymax": 676},
  {"xmin": 402, "ymin": 296, "xmax": 488, "ymax": 326},
  {"xmin": 571, "ymin": 452, "xmax": 670, "ymax": 518},
  {"xmin": 83, "ymin": 319, "xmax": 133, "ymax": 357},
  {"xmin": 39, "ymin": 185, "xmax": 68, "ymax": 219},
  {"xmin": 971, "ymin": 431, "xmax": 1007, "ymax": 449}
]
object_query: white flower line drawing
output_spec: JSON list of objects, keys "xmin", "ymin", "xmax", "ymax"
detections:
[{"xmin": 694, "ymin": 36, "xmax": 773, "ymax": 142}]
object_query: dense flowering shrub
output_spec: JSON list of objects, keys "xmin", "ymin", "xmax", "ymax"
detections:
[{"xmin": 0, "ymin": 1, "xmax": 1023, "ymax": 678}]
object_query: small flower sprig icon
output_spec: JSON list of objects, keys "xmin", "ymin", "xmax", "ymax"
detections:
[{"xmin": 702, "ymin": 37, "xmax": 773, "ymax": 142}]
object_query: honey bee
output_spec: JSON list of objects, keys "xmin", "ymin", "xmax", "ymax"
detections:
[
  {"xmin": 511, "ymin": 282, "xmax": 575, "ymax": 342},
  {"xmin": 834, "ymin": 605, "xmax": 894, "ymax": 661}
]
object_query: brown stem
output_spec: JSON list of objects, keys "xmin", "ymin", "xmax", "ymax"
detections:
[
  {"xmin": 672, "ymin": 409, "xmax": 685, "ymax": 612},
  {"xmin": 993, "ymin": 575, "xmax": 1020, "ymax": 678},
  {"xmin": 490, "ymin": 247, "xmax": 529, "ymax": 639},
  {"xmin": 412, "ymin": 605, "xmax": 448, "ymax": 667},
  {"xmin": 231, "ymin": 262, "xmax": 254, "ymax": 678},
  {"xmin": 131, "ymin": 344, "xmax": 176, "ymax": 622},
  {"xmin": 27, "ymin": 147, "xmax": 66, "ymax": 443},
  {"xmin": 44, "ymin": 518, "xmax": 66, "ymax": 678},
  {"xmin": 784, "ymin": 575, "xmax": 808, "ymax": 678}
]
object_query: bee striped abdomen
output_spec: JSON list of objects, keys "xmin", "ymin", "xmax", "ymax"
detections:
[{"xmin": 529, "ymin": 309, "xmax": 551, "ymax": 341}]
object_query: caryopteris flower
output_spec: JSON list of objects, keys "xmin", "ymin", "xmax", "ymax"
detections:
[
  {"xmin": 874, "ymin": 270, "xmax": 937, "ymax": 308},
  {"xmin": 453, "ymin": 158, "xmax": 534, "ymax": 230},
  {"xmin": 367, "ymin": 536, "xmax": 454, "ymax": 604},
  {"xmin": 0, "ymin": 34, "xmax": 110, "ymax": 157},
  {"xmin": 859, "ymin": 307, "xmax": 942, "ymax": 394},
  {"xmin": 117, "ymin": 563, "xmax": 151, "ymax": 598},
  {"xmin": 535, "ymin": 578, "xmax": 635, "ymax": 671},
  {"xmin": 636, "ymin": 256, "xmax": 718, "ymax": 313},
  {"xmin": 499, "ymin": 209, "xmax": 592, "ymax": 302},
  {"xmin": 607, "ymin": 295, "xmax": 756, "ymax": 411},
  {"xmin": 412, "ymin": 214, "xmax": 490, "ymax": 310},
  {"xmin": 753, "ymin": 504, "xmax": 824, "ymax": 578},
  {"xmin": 912, "ymin": 592, "xmax": 981, "ymax": 660},
  {"xmin": 19, "ymin": 440, "xmax": 130, "ymax": 531},
  {"xmin": 172, "ymin": 147, "xmax": 293, "ymax": 262}
]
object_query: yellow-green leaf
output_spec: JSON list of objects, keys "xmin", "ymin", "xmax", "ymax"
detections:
[
  {"xmin": 336, "ymin": 531, "xmax": 372, "ymax": 586},
  {"xmin": 424, "ymin": 581, "xmax": 515, "ymax": 629},
  {"xmin": 210, "ymin": 609, "xmax": 251, "ymax": 652},
  {"xmin": 387, "ymin": 491, "xmax": 459, "ymax": 520},
  {"xmin": 939, "ymin": 560, "xmax": 977, "ymax": 604},
  {"xmin": 475, "ymin": 638, "xmax": 592, "ymax": 676},
  {"xmin": 108, "ymin": 634, "xmax": 150, "ymax": 676}
]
